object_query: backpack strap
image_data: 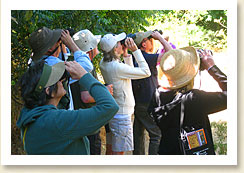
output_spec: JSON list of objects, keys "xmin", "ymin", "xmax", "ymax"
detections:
[
  {"xmin": 179, "ymin": 94, "xmax": 186, "ymax": 129},
  {"xmin": 155, "ymin": 88, "xmax": 161, "ymax": 107}
]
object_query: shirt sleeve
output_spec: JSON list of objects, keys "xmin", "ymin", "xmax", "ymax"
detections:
[
  {"xmin": 189, "ymin": 65, "xmax": 227, "ymax": 115},
  {"xmin": 73, "ymin": 50, "xmax": 93, "ymax": 72},
  {"xmin": 115, "ymin": 49, "xmax": 151, "ymax": 80},
  {"xmin": 123, "ymin": 55, "xmax": 134, "ymax": 67},
  {"xmin": 54, "ymin": 73, "xmax": 119, "ymax": 139}
]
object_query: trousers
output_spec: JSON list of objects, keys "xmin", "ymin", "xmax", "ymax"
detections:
[
  {"xmin": 87, "ymin": 131, "xmax": 101, "ymax": 155},
  {"xmin": 133, "ymin": 103, "xmax": 161, "ymax": 155}
]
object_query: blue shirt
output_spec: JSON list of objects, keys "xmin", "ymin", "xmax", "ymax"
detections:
[{"xmin": 44, "ymin": 50, "xmax": 93, "ymax": 84}]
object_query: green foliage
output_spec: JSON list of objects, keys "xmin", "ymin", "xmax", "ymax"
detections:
[
  {"xmin": 147, "ymin": 10, "xmax": 227, "ymax": 51},
  {"xmin": 211, "ymin": 121, "xmax": 227, "ymax": 155},
  {"xmin": 11, "ymin": 10, "xmax": 157, "ymax": 87}
]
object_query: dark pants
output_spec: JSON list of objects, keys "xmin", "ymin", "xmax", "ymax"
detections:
[
  {"xmin": 133, "ymin": 103, "xmax": 161, "ymax": 155},
  {"xmin": 70, "ymin": 82, "xmax": 102, "ymax": 155},
  {"xmin": 87, "ymin": 132, "xmax": 101, "ymax": 155}
]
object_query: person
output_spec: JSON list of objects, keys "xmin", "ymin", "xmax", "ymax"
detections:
[
  {"xmin": 156, "ymin": 34, "xmax": 176, "ymax": 86},
  {"xmin": 72, "ymin": 29, "xmax": 113, "ymax": 155},
  {"xmin": 147, "ymin": 47, "xmax": 227, "ymax": 155},
  {"xmin": 28, "ymin": 26, "xmax": 93, "ymax": 109},
  {"xmin": 132, "ymin": 30, "xmax": 173, "ymax": 155},
  {"xmin": 16, "ymin": 60, "xmax": 119, "ymax": 155},
  {"xmin": 99, "ymin": 33, "xmax": 151, "ymax": 155}
]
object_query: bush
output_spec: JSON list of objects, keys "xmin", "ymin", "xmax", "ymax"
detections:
[{"xmin": 211, "ymin": 121, "xmax": 227, "ymax": 155}]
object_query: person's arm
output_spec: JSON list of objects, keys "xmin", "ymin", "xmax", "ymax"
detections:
[
  {"xmin": 54, "ymin": 62, "xmax": 119, "ymax": 138},
  {"xmin": 61, "ymin": 30, "xmax": 93, "ymax": 72},
  {"xmin": 190, "ymin": 51, "xmax": 227, "ymax": 115},
  {"xmin": 122, "ymin": 43, "xmax": 134, "ymax": 67},
  {"xmin": 151, "ymin": 31, "xmax": 173, "ymax": 63},
  {"xmin": 115, "ymin": 38, "xmax": 151, "ymax": 79},
  {"xmin": 81, "ymin": 84, "xmax": 113, "ymax": 104},
  {"xmin": 73, "ymin": 51, "xmax": 93, "ymax": 72}
]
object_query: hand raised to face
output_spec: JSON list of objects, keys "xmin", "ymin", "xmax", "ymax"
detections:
[
  {"xmin": 65, "ymin": 61, "xmax": 88, "ymax": 80},
  {"xmin": 124, "ymin": 38, "xmax": 138, "ymax": 52}
]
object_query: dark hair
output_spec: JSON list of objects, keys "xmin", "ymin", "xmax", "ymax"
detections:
[{"xmin": 19, "ymin": 61, "xmax": 58, "ymax": 109}]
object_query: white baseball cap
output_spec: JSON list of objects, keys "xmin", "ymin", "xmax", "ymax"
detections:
[
  {"xmin": 73, "ymin": 29, "xmax": 101, "ymax": 52},
  {"xmin": 100, "ymin": 32, "xmax": 126, "ymax": 52}
]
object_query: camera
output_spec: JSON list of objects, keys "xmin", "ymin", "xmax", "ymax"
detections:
[
  {"xmin": 66, "ymin": 28, "xmax": 76, "ymax": 37},
  {"xmin": 196, "ymin": 48, "xmax": 213, "ymax": 71},
  {"xmin": 120, "ymin": 33, "xmax": 136, "ymax": 46}
]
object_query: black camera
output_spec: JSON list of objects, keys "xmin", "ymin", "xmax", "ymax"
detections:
[
  {"xmin": 120, "ymin": 33, "xmax": 136, "ymax": 46},
  {"xmin": 66, "ymin": 28, "xmax": 76, "ymax": 37},
  {"xmin": 196, "ymin": 49, "xmax": 213, "ymax": 71}
]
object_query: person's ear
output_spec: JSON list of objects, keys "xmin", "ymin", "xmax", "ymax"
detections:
[
  {"xmin": 45, "ymin": 87, "xmax": 50, "ymax": 95},
  {"xmin": 46, "ymin": 87, "xmax": 55, "ymax": 97},
  {"xmin": 141, "ymin": 42, "xmax": 146, "ymax": 48}
]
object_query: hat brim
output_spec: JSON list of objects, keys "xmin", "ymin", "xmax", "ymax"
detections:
[
  {"xmin": 45, "ymin": 62, "xmax": 66, "ymax": 88},
  {"xmin": 115, "ymin": 32, "xmax": 126, "ymax": 42},
  {"xmin": 144, "ymin": 30, "xmax": 153, "ymax": 38},
  {"xmin": 95, "ymin": 35, "xmax": 101, "ymax": 43},
  {"xmin": 32, "ymin": 29, "xmax": 62, "ymax": 61}
]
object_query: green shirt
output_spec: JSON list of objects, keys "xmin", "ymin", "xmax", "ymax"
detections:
[{"xmin": 16, "ymin": 73, "xmax": 119, "ymax": 155}]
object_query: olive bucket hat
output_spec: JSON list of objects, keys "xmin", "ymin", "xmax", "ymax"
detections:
[
  {"xmin": 34, "ymin": 62, "xmax": 66, "ymax": 93},
  {"xmin": 159, "ymin": 46, "xmax": 200, "ymax": 89},
  {"xmin": 28, "ymin": 27, "xmax": 62, "ymax": 62}
]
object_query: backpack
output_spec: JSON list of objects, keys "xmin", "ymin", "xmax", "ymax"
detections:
[{"xmin": 151, "ymin": 88, "xmax": 215, "ymax": 155}]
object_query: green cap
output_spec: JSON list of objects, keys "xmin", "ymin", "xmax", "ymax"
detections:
[
  {"xmin": 134, "ymin": 30, "xmax": 153, "ymax": 46},
  {"xmin": 34, "ymin": 62, "xmax": 65, "ymax": 93}
]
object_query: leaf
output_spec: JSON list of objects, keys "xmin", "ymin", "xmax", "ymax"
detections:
[{"xmin": 25, "ymin": 10, "xmax": 33, "ymax": 21}]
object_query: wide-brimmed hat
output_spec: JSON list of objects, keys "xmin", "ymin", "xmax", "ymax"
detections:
[
  {"xmin": 73, "ymin": 29, "xmax": 101, "ymax": 52},
  {"xmin": 28, "ymin": 27, "xmax": 62, "ymax": 62},
  {"xmin": 34, "ymin": 62, "xmax": 65, "ymax": 93},
  {"xmin": 100, "ymin": 32, "xmax": 126, "ymax": 52},
  {"xmin": 159, "ymin": 46, "xmax": 200, "ymax": 89},
  {"xmin": 134, "ymin": 30, "xmax": 153, "ymax": 46}
]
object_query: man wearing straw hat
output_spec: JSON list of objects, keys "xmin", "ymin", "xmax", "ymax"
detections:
[
  {"xmin": 148, "ymin": 47, "xmax": 227, "ymax": 155},
  {"xmin": 132, "ymin": 30, "xmax": 172, "ymax": 155}
]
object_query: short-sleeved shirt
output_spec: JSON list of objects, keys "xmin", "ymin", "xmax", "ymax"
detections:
[
  {"xmin": 79, "ymin": 66, "xmax": 98, "ymax": 108},
  {"xmin": 132, "ymin": 51, "xmax": 159, "ymax": 104}
]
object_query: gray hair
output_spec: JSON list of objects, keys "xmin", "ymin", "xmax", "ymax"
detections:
[{"xmin": 102, "ymin": 43, "xmax": 120, "ymax": 62}]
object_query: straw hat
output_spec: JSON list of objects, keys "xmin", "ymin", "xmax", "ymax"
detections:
[{"xmin": 159, "ymin": 46, "xmax": 200, "ymax": 89}]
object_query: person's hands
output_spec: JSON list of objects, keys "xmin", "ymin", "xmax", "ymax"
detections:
[
  {"xmin": 61, "ymin": 30, "xmax": 79, "ymax": 52},
  {"xmin": 122, "ymin": 45, "xmax": 128, "ymax": 57},
  {"xmin": 106, "ymin": 84, "xmax": 113, "ymax": 96},
  {"xmin": 198, "ymin": 49, "xmax": 215, "ymax": 70},
  {"xmin": 61, "ymin": 30, "xmax": 73, "ymax": 47},
  {"xmin": 65, "ymin": 61, "xmax": 87, "ymax": 79},
  {"xmin": 151, "ymin": 31, "xmax": 163, "ymax": 40},
  {"xmin": 124, "ymin": 38, "xmax": 138, "ymax": 52}
]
